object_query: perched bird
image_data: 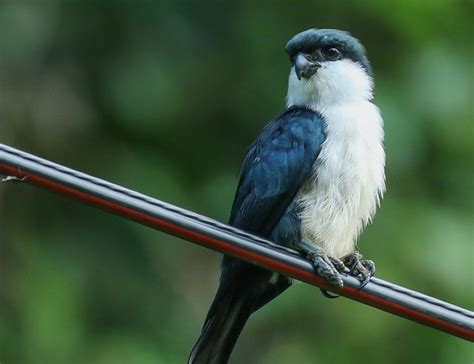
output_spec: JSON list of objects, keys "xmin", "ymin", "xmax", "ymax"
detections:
[{"xmin": 189, "ymin": 28, "xmax": 385, "ymax": 363}]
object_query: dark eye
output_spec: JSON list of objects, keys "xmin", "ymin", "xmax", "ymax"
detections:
[{"xmin": 323, "ymin": 47, "xmax": 341, "ymax": 60}]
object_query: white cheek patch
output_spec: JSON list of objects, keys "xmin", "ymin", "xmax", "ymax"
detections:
[
  {"xmin": 316, "ymin": 60, "xmax": 373, "ymax": 101},
  {"xmin": 286, "ymin": 59, "xmax": 373, "ymax": 111}
]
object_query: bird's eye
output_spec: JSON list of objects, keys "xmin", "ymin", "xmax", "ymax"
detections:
[{"xmin": 323, "ymin": 47, "xmax": 341, "ymax": 61}]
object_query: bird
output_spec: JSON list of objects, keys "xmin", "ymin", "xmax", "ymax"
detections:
[{"xmin": 188, "ymin": 28, "xmax": 386, "ymax": 363}]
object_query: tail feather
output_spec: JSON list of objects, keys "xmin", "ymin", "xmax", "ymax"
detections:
[
  {"xmin": 188, "ymin": 284, "xmax": 253, "ymax": 364},
  {"xmin": 189, "ymin": 260, "xmax": 291, "ymax": 364}
]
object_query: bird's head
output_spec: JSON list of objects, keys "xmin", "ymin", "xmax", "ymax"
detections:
[{"xmin": 285, "ymin": 28, "xmax": 374, "ymax": 110}]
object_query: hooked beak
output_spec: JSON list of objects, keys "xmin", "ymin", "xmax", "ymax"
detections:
[{"xmin": 294, "ymin": 53, "xmax": 320, "ymax": 80}]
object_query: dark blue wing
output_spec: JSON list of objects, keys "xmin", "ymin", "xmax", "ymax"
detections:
[
  {"xmin": 229, "ymin": 106, "xmax": 326, "ymax": 238},
  {"xmin": 190, "ymin": 108, "xmax": 326, "ymax": 362}
]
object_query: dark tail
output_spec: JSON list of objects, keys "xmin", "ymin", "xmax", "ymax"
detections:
[
  {"xmin": 188, "ymin": 282, "xmax": 254, "ymax": 364},
  {"xmin": 188, "ymin": 260, "xmax": 291, "ymax": 364}
]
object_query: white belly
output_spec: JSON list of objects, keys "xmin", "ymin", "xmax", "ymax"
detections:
[{"xmin": 298, "ymin": 101, "xmax": 385, "ymax": 258}]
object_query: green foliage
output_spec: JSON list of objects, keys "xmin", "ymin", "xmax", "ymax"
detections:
[{"xmin": 0, "ymin": 1, "xmax": 472, "ymax": 363}]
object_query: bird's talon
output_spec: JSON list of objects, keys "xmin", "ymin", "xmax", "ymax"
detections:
[
  {"xmin": 358, "ymin": 274, "xmax": 372, "ymax": 289},
  {"xmin": 361, "ymin": 259, "xmax": 376, "ymax": 276},
  {"xmin": 329, "ymin": 257, "xmax": 350, "ymax": 274},
  {"xmin": 340, "ymin": 252, "xmax": 376, "ymax": 288},
  {"xmin": 309, "ymin": 253, "xmax": 344, "ymax": 288}
]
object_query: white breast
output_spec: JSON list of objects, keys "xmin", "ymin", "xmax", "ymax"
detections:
[{"xmin": 298, "ymin": 101, "xmax": 385, "ymax": 258}]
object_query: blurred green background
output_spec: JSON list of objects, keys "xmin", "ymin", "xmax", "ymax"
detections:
[{"xmin": 0, "ymin": 1, "xmax": 473, "ymax": 363}]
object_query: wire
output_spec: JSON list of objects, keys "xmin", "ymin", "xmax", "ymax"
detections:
[{"xmin": 0, "ymin": 143, "xmax": 473, "ymax": 342}]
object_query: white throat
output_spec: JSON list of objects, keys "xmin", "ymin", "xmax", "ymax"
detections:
[{"xmin": 286, "ymin": 59, "xmax": 374, "ymax": 112}]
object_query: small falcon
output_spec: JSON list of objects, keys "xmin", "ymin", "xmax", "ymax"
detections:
[{"xmin": 189, "ymin": 28, "xmax": 385, "ymax": 364}]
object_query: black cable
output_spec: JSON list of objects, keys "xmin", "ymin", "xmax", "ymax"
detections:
[{"xmin": 1, "ymin": 143, "xmax": 473, "ymax": 341}]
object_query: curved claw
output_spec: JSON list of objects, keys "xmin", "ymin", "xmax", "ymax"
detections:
[
  {"xmin": 340, "ymin": 252, "xmax": 376, "ymax": 289},
  {"xmin": 357, "ymin": 259, "xmax": 376, "ymax": 288},
  {"xmin": 320, "ymin": 289, "xmax": 340, "ymax": 299},
  {"xmin": 358, "ymin": 274, "xmax": 372, "ymax": 289},
  {"xmin": 354, "ymin": 260, "xmax": 376, "ymax": 288}
]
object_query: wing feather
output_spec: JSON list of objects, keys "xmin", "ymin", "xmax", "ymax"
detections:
[{"xmin": 229, "ymin": 106, "xmax": 326, "ymax": 238}]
